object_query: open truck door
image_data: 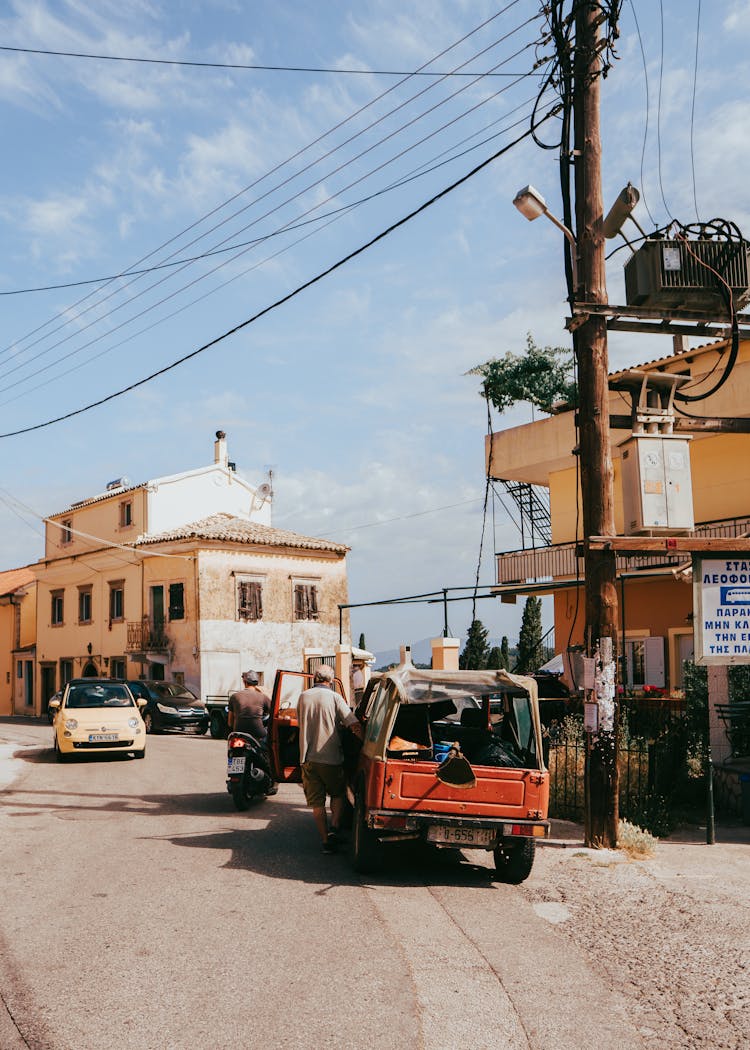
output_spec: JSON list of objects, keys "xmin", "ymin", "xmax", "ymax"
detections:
[{"xmin": 269, "ymin": 669, "xmax": 347, "ymax": 783}]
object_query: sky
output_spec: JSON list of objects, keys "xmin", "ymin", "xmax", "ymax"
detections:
[{"xmin": 0, "ymin": 0, "xmax": 748, "ymax": 655}]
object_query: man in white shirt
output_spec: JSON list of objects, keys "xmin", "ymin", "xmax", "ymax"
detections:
[{"xmin": 298, "ymin": 664, "xmax": 362, "ymax": 854}]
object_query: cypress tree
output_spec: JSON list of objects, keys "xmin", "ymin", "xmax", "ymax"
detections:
[
  {"xmin": 460, "ymin": 619, "xmax": 490, "ymax": 670},
  {"xmin": 516, "ymin": 597, "xmax": 543, "ymax": 673}
]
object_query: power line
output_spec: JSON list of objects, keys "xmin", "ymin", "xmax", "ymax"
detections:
[
  {"xmin": 0, "ymin": 99, "xmax": 555, "ymax": 410},
  {"xmin": 0, "ymin": 4, "xmax": 526, "ymax": 363},
  {"xmin": 0, "ymin": 36, "xmax": 543, "ymax": 396},
  {"xmin": 690, "ymin": 0, "xmax": 702, "ymax": 222},
  {"xmin": 0, "ymin": 110, "xmax": 556, "ymax": 440},
  {"xmin": 0, "ymin": 12, "xmax": 540, "ymax": 389},
  {"xmin": 0, "ymin": 41, "xmax": 545, "ymax": 77}
]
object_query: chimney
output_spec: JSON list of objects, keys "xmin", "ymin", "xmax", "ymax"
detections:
[{"xmin": 214, "ymin": 430, "xmax": 228, "ymax": 469}]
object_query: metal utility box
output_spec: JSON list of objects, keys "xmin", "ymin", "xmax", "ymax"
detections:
[
  {"xmin": 620, "ymin": 435, "xmax": 694, "ymax": 534},
  {"xmin": 624, "ymin": 239, "xmax": 750, "ymax": 313}
]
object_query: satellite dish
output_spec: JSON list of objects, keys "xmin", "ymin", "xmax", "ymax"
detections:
[{"xmin": 256, "ymin": 483, "xmax": 272, "ymax": 501}]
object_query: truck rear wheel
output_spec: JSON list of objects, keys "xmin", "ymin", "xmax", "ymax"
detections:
[
  {"xmin": 494, "ymin": 839, "xmax": 535, "ymax": 884},
  {"xmin": 351, "ymin": 789, "xmax": 380, "ymax": 874},
  {"xmin": 210, "ymin": 711, "xmax": 226, "ymax": 739}
]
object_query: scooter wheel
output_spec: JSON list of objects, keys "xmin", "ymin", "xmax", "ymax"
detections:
[{"xmin": 231, "ymin": 782, "xmax": 252, "ymax": 811}]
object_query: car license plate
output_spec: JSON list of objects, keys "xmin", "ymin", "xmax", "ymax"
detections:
[
  {"xmin": 427, "ymin": 825, "xmax": 495, "ymax": 846},
  {"xmin": 228, "ymin": 755, "xmax": 246, "ymax": 774},
  {"xmin": 89, "ymin": 733, "xmax": 118, "ymax": 742}
]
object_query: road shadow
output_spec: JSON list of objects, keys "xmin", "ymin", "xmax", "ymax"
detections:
[{"xmin": 153, "ymin": 802, "xmax": 502, "ymax": 890}]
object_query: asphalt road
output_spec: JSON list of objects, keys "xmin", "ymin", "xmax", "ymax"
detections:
[{"xmin": 0, "ymin": 723, "xmax": 683, "ymax": 1049}]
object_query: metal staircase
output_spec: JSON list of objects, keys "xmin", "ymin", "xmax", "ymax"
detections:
[{"xmin": 497, "ymin": 480, "xmax": 552, "ymax": 548}]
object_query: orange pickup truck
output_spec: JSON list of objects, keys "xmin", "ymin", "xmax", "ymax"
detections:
[{"xmin": 269, "ymin": 665, "xmax": 549, "ymax": 883}]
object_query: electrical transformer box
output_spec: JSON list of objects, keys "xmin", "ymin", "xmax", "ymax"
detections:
[
  {"xmin": 624, "ymin": 238, "xmax": 750, "ymax": 313},
  {"xmin": 620, "ymin": 435, "xmax": 694, "ymax": 535}
]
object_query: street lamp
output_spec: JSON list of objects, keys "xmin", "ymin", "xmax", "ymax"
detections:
[{"xmin": 513, "ymin": 185, "xmax": 578, "ymax": 293}]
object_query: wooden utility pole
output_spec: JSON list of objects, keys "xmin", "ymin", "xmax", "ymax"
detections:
[{"xmin": 573, "ymin": 2, "xmax": 620, "ymax": 847}]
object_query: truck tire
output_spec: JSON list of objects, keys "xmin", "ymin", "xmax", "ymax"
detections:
[
  {"xmin": 351, "ymin": 788, "xmax": 380, "ymax": 874},
  {"xmin": 210, "ymin": 711, "xmax": 226, "ymax": 739},
  {"xmin": 493, "ymin": 839, "xmax": 535, "ymax": 884}
]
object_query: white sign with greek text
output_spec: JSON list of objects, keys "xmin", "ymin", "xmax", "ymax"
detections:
[{"xmin": 693, "ymin": 556, "xmax": 750, "ymax": 664}]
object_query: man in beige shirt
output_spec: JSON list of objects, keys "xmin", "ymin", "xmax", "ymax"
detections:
[{"xmin": 298, "ymin": 665, "xmax": 362, "ymax": 854}]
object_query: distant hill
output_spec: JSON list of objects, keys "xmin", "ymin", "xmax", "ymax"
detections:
[{"xmin": 373, "ymin": 636, "xmax": 517, "ymax": 670}]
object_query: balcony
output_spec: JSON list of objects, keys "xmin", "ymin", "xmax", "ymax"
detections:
[
  {"xmin": 126, "ymin": 618, "xmax": 170, "ymax": 653},
  {"xmin": 496, "ymin": 513, "xmax": 750, "ymax": 586}
]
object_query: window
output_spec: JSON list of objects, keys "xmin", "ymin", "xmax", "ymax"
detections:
[
  {"xmin": 78, "ymin": 587, "xmax": 92, "ymax": 624},
  {"xmin": 237, "ymin": 579, "xmax": 263, "ymax": 621},
  {"xmin": 293, "ymin": 582, "xmax": 319, "ymax": 621},
  {"xmin": 60, "ymin": 660, "xmax": 73, "ymax": 685},
  {"xmin": 119, "ymin": 501, "xmax": 133, "ymax": 527},
  {"xmin": 109, "ymin": 581, "xmax": 124, "ymax": 622},
  {"xmin": 110, "ymin": 658, "xmax": 126, "ymax": 679},
  {"xmin": 61, "ymin": 519, "xmax": 73, "ymax": 544},
  {"xmin": 51, "ymin": 590, "xmax": 64, "ymax": 626},
  {"xmin": 168, "ymin": 582, "xmax": 185, "ymax": 621}
]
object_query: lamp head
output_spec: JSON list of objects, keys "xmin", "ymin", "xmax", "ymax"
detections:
[{"xmin": 513, "ymin": 184, "xmax": 547, "ymax": 221}]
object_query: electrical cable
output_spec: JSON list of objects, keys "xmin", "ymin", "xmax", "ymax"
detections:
[
  {"xmin": 656, "ymin": 0, "xmax": 674, "ymax": 221},
  {"xmin": 690, "ymin": 0, "xmax": 702, "ymax": 222},
  {"xmin": 1, "ymin": 5, "xmax": 527, "ymax": 363},
  {"xmin": 0, "ymin": 101, "xmax": 559, "ymax": 410},
  {"xmin": 0, "ymin": 109, "xmax": 556, "ymax": 440},
  {"xmin": 627, "ymin": 0, "xmax": 657, "ymax": 227},
  {"xmin": 0, "ymin": 91, "xmax": 557, "ymax": 404},
  {"xmin": 0, "ymin": 18, "xmax": 542, "ymax": 388},
  {"xmin": 471, "ymin": 391, "xmax": 494, "ymax": 623},
  {"xmin": 0, "ymin": 41, "xmax": 544, "ymax": 77}
]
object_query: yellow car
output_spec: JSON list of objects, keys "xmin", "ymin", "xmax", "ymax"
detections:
[{"xmin": 50, "ymin": 678, "xmax": 147, "ymax": 762}]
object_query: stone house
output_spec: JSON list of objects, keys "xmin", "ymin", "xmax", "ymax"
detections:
[{"xmin": 27, "ymin": 432, "xmax": 350, "ymax": 715}]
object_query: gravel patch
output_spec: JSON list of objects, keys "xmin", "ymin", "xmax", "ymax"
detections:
[{"xmin": 525, "ymin": 842, "xmax": 750, "ymax": 1050}]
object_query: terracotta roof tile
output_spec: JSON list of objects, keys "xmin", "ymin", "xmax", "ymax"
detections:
[{"xmin": 137, "ymin": 513, "xmax": 348, "ymax": 554}]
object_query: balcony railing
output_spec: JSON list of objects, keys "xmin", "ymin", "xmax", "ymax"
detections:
[
  {"xmin": 126, "ymin": 618, "xmax": 169, "ymax": 653},
  {"xmin": 496, "ymin": 513, "xmax": 750, "ymax": 586}
]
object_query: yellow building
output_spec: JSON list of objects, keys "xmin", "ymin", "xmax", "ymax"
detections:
[
  {"xmin": 22, "ymin": 433, "xmax": 350, "ymax": 715},
  {"xmin": 486, "ymin": 337, "xmax": 750, "ymax": 693},
  {"xmin": 0, "ymin": 567, "xmax": 36, "ymax": 716}
]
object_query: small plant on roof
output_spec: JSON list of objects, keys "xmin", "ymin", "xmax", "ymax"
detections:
[{"xmin": 470, "ymin": 334, "xmax": 577, "ymax": 415}]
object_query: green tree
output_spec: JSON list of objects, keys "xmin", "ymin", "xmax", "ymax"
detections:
[
  {"xmin": 486, "ymin": 646, "xmax": 503, "ymax": 670},
  {"xmin": 470, "ymin": 334, "xmax": 576, "ymax": 415},
  {"xmin": 500, "ymin": 636, "xmax": 510, "ymax": 670},
  {"xmin": 516, "ymin": 597, "xmax": 543, "ymax": 673},
  {"xmin": 358, "ymin": 632, "xmax": 366, "ymax": 651},
  {"xmin": 460, "ymin": 619, "xmax": 490, "ymax": 670}
]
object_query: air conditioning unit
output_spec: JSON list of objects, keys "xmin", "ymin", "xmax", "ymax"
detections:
[{"xmin": 624, "ymin": 238, "xmax": 750, "ymax": 313}]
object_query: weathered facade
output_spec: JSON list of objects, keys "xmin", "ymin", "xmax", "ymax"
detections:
[
  {"xmin": 22, "ymin": 433, "xmax": 350, "ymax": 715},
  {"xmin": 0, "ymin": 567, "xmax": 36, "ymax": 716},
  {"xmin": 486, "ymin": 337, "xmax": 750, "ymax": 693}
]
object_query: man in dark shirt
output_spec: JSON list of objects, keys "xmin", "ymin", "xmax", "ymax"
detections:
[{"xmin": 228, "ymin": 670, "xmax": 271, "ymax": 742}]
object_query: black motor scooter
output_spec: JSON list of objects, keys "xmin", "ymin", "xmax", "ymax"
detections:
[{"xmin": 226, "ymin": 728, "xmax": 277, "ymax": 810}]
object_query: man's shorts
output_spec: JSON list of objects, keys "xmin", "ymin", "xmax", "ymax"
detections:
[{"xmin": 301, "ymin": 761, "xmax": 346, "ymax": 807}]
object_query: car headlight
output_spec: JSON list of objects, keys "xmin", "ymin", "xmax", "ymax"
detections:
[
  {"xmin": 128, "ymin": 717, "xmax": 139, "ymax": 728},
  {"xmin": 64, "ymin": 718, "xmax": 78, "ymax": 730},
  {"xmin": 156, "ymin": 703, "xmax": 173, "ymax": 714}
]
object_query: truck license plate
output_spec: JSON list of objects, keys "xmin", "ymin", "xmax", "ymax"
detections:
[
  {"xmin": 427, "ymin": 826, "xmax": 495, "ymax": 846},
  {"xmin": 228, "ymin": 755, "xmax": 246, "ymax": 774}
]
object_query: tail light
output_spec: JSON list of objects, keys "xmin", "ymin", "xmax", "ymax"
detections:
[{"xmin": 228, "ymin": 735, "xmax": 247, "ymax": 749}]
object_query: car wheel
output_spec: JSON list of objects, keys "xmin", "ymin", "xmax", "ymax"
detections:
[
  {"xmin": 143, "ymin": 712, "xmax": 158, "ymax": 735},
  {"xmin": 351, "ymin": 787, "xmax": 380, "ymax": 874},
  {"xmin": 54, "ymin": 737, "xmax": 70, "ymax": 764},
  {"xmin": 493, "ymin": 839, "xmax": 536, "ymax": 884},
  {"xmin": 209, "ymin": 712, "xmax": 225, "ymax": 739},
  {"xmin": 195, "ymin": 723, "xmax": 209, "ymax": 736}
]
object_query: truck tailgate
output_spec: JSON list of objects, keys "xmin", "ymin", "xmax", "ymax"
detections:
[{"xmin": 382, "ymin": 760, "xmax": 548, "ymax": 819}]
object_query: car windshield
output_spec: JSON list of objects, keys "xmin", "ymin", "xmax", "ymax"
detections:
[
  {"xmin": 148, "ymin": 683, "xmax": 200, "ymax": 702},
  {"xmin": 66, "ymin": 683, "xmax": 134, "ymax": 708}
]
